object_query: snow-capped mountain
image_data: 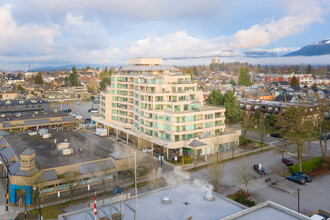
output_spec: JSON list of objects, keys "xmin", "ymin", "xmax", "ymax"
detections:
[{"xmin": 285, "ymin": 39, "xmax": 330, "ymax": 56}]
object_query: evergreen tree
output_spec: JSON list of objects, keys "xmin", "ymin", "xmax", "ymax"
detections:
[
  {"xmin": 306, "ymin": 64, "xmax": 314, "ymax": 74},
  {"xmin": 99, "ymin": 77, "xmax": 111, "ymax": 91},
  {"xmin": 238, "ymin": 68, "xmax": 252, "ymax": 86},
  {"xmin": 69, "ymin": 66, "xmax": 80, "ymax": 86},
  {"xmin": 34, "ymin": 72, "xmax": 44, "ymax": 85},
  {"xmin": 206, "ymin": 89, "xmax": 224, "ymax": 106},
  {"xmin": 223, "ymin": 90, "xmax": 242, "ymax": 124},
  {"xmin": 193, "ymin": 66, "xmax": 198, "ymax": 76},
  {"xmin": 290, "ymin": 76, "xmax": 299, "ymax": 87}
]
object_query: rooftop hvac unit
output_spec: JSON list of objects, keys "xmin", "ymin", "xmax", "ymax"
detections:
[
  {"xmin": 1, "ymin": 114, "xmax": 5, "ymax": 118},
  {"xmin": 15, "ymin": 113, "xmax": 22, "ymax": 117},
  {"xmin": 57, "ymin": 142, "xmax": 70, "ymax": 150},
  {"xmin": 34, "ymin": 111, "xmax": 39, "ymax": 115}
]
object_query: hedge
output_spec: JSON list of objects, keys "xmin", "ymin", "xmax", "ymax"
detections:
[{"xmin": 288, "ymin": 157, "xmax": 323, "ymax": 173}]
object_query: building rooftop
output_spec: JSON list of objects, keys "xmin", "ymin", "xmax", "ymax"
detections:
[
  {"xmin": 222, "ymin": 201, "xmax": 311, "ymax": 220},
  {"xmin": 120, "ymin": 65, "xmax": 180, "ymax": 72},
  {"xmin": 0, "ymin": 111, "xmax": 70, "ymax": 123},
  {"xmin": 4, "ymin": 130, "xmax": 124, "ymax": 170},
  {"xmin": 60, "ymin": 183, "xmax": 246, "ymax": 220},
  {"xmin": 0, "ymin": 99, "xmax": 49, "ymax": 107}
]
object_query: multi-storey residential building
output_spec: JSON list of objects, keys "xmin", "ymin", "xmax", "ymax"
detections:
[
  {"xmin": 93, "ymin": 58, "xmax": 240, "ymax": 159},
  {"xmin": 264, "ymin": 74, "xmax": 313, "ymax": 86}
]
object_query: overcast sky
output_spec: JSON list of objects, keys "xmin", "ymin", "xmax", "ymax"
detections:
[{"xmin": 0, "ymin": 0, "xmax": 330, "ymax": 70}]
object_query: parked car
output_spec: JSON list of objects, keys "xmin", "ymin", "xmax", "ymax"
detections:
[
  {"xmin": 270, "ymin": 133, "xmax": 283, "ymax": 138},
  {"xmin": 88, "ymin": 108, "xmax": 98, "ymax": 113},
  {"xmin": 142, "ymin": 148, "xmax": 154, "ymax": 153},
  {"xmin": 62, "ymin": 109, "xmax": 72, "ymax": 113},
  {"xmin": 321, "ymin": 134, "xmax": 330, "ymax": 140},
  {"xmin": 311, "ymin": 214, "xmax": 329, "ymax": 220},
  {"xmin": 84, "ymin": 118, "xmax": 92, "ymax": 124},
  {"xmin": 282, "ymin": 158, "xmax": 293, "ymax": 166},
  {"xmin": 292, "ymin": 172, "xmax": 312, "ymax": 182},
  {"xmin": 253, "ymin": 164, "xmax": 266, "ymax": 175},
  {"xmin": 287, "ymin": 175, "xmax": 306, "ymax": 184}
]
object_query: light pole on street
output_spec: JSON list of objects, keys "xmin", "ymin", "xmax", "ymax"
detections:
[{"xmin": 297, "ymin": 188, "xmax": 300, "ymax": 213}]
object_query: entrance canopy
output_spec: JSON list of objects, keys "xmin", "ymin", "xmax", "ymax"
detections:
[{"xmin": 188, "ymin": 139, "xmax": 208, "ymax": 150}]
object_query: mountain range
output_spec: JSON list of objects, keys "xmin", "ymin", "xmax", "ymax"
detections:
[{"xmin": 284, "ymin": 39, "xmax": 330, "ymax": 56}]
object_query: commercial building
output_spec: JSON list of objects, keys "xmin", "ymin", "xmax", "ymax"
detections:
[
  {"xmin": 0, "ymin": 99, "xmax": 50, "ymax": 115},
  {"xmin": 93, "ymin": 58, "xmax": 240, "ymax": 159},
  {"xmin": 265, "ymin": 74, "xmax": 313, "ymax": 86},
  {"xmin": 0, "ymin": 130, "xmax": 133, "ymax": 205},
  {"xmin": 59, "ymin": 183, "xmax": 311, "ymax": 220}
]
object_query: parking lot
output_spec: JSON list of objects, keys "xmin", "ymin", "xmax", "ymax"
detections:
[
  {"xmin": 52, "ymin": 101, "xmax": 99, "ymax": 120},
  {"xmin": 254, "ymin": 174, "xmax": 330, "ymax": 215}
]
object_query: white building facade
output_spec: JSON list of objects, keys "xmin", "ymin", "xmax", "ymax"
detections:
[{"xmin": 93, "ymin": 58, "xmax": 240, "ymax": 158}]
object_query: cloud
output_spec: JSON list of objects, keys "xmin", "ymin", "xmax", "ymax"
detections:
[{"xmin": 232, "ymin": 0, "xmax": 326, "ymax": 48}]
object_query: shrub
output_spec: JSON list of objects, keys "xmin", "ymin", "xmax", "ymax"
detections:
[
  {"xmin": 183, "ymin": 155, "xmax": 192, "ymax": 164},
  {"xmin": 239, "ymin": 136, "xmax": 252, "ymax": 145},
  {"xmin": 289, "ymin": 157, "xmax": 323, "ymax": 173},
  {"xmin": 228, "ymin": 190, "xmax": 256, "ymax": 207}
]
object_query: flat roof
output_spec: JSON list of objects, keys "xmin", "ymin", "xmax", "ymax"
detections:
[
  {"xmin": 0, "ymin": 111, "xmax": 70, "ymax": 123},
  {"xmin": 222, "ymin": 201, "xmax": 311, "ymax": 220},
  {"xmin": 60, "ymin": 183, "xmax": 245, "ymax": 220},
  {"xmin": 4, "ymin": 130, "xmax": 124, "ymax": 170}
]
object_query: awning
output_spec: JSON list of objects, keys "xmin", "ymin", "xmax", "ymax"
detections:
[{"xmin": 188, "ymin": 139, "xmax": 208, "ymax": 150}]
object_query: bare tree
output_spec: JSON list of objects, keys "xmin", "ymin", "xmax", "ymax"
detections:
[
  {"xmin": 207, "ymin": 151, "xmax": 223, "ymax": 192},
  {"xmin": 236, "ymin": 158, "xmax": 254, "ymax": 193},
  {"xmin": 63, "ymin": 171, "xmax": 79, "ymax": 200},
  {"xmin": 23, "ymin": 168, "xmax": 48, "ymax": 210},
  {"xmin": 241, "ymin": 111, "xmax": 253, "ymax": 137},
  {"xmin": 254, "ymin": 115, "xmax": 269, "ymax": 146},
  {"xmin": 313, "ymin": 102, "xmax": 329, "ymax": 161},
  {"xmin": 277, "ymin": 106, "xmax": 309, "ymax": 172}
]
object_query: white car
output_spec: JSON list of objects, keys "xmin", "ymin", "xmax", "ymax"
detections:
[
  {"xmin": 90, "ymin": 109, "xmax": 98, "ymax": 113},
  {"xmin": 142, "ymin": 148, "xmax": 153, "ymax": 153}
]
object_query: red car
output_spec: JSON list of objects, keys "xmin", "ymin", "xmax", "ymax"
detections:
[{"xmin": 282, "ymin": 158, "xmax": 293, "ymax": 166}]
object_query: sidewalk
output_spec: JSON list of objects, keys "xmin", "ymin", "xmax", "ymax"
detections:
[{"xmin": 183, "ymin": 145, "xmax": 273, "ymax": 170}]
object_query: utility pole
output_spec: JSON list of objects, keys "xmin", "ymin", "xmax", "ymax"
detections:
[{"xmin": 297, "ymin": 188, "xmax": 300, "ymax": 213}]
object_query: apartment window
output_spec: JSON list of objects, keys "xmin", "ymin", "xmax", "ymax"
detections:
[
  {"xmin": 174, "ymin": 105, "xmax": 181, "ymax": 112},
  {"xmin": 184, "ymin": 105, "xmax": 189, "ymax": 111},
  {"xmin": 175, "ymin": 117, "xmax": 180, "ymax": 123},
  {"xmin": 175, "ymin": 126, "xmax": 180, "ymax": 132},
  {"xmin": 175, "ymin": 135, "xmax": 180, "ymax": 142},
  {"xmin": 165, "ymin": 133, "xmax": 171, "ymax": 141},
  {"xmin": 41, "ymin": 185, "xmax": 55, "ymax": 194},
  {"xmin": 153, "ymin": 123, "xmax": 158, "ymax": 129},
  {"xmin": 215, "ymin": 112, "xmax": 222, "ymax": 118},
  {"xmin": 158, "ymin": 124, "xmax": 164, "ymax": 130},
  {"xmin": 159, "ymin": 115, "xmax": 164, "ymax": 120},
  {"xmin": 165, "ymin": 124, "xmax": 171, "ymax": 131},
  {"xmin": 205, "ymin": 122, "xmax": 213, "ymax": 128},
  {"xmin": 165, "ymin": 116, "xmax": 171, "ymax": 122},
  {"xmin": 157, "ymin": 79, "xmax": 163, "ymax": 84},
  {"xmin": 153, "ymin": 114, "xmax": 158, "ymax": 120},
  {"xmin": 215, "ymin": 121, "xmax": 222, "ymax": 126},
  {"xmin": 153, "ymin": 131, "xmax": 158, "ymax": 137},
  {"xmin": 166, "ymin": 105, "xmax": 172, "ymax": 111},
  {"xmin": 205, "ymin": 114, "xmax": 213, "ymax": 120}
]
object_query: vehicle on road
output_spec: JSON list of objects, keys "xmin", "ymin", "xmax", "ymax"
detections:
[
  {"xmin": 287, "ymin": 175, "xmax": 306, "ymax": 184},
  {"xmin": 311, "ymin": 214, "xmax": 329, "ymax": 220},
  {"xmin": 90, "ymin": 109, "xmax": 98, "ymax": 113},
  {"xmin": 84, "ymin": 118, "xmax": 92, "ymax": 124},
  {"xmin": 253, "ymin": 164, "xmax": 266, "ymax": 175},
  {"xmin": 292, "ymin": 172, "xmax": 313, "ymax": 182},
  {"xmin": 270, "ymin": 133, "xmax": 283, "ymax": 138},
  {"xmin": 282, "ymin": 158, "xmax": 293, "ymax": 166}
]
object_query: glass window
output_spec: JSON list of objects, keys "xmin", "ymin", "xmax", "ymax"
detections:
[
  {"xmin": 205, "ymin": 114, "xmax": 213, "ymax": 120},
  {"xmin": 205, "ymin": 122, "xmax": 213, "ymax": 128},
  {"xmin": 165, "ymin": 116, "xmax": 171, "ymax": 122},
  {"xmin": 165, "ymin": 124, "xmax": 171, "ymax": 131}
]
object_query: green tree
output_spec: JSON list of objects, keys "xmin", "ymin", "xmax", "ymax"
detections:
[
  {"xmin": 16, "ymin": 84, "xmax": 24, "ymax": 91},
  {"xmin": 223, "ymin": 90, "xmax": 242, "ymax": 124},
  {"xmin": 290, "ymin": 76, "xmax": 299, "ymax": 86},
  {"xmin": 238, "ymin": 68, "xmax": 252, "ymax": 86},
  {"xmin": 303, "ymin": 84, "xmax": 308, "ymax": 88},
  {"xmin": 306, "ymin": 64, "xmax": 314, "ymax": 74},
  {"xmin": 34, "ymin": 72, "xmax": 44, "ymax": 85},
  {"xmin": 206, "ymin": 89, "xmax": 224, "ymax": 106},
  {"xmin": 230, "ymin": 79, "xmax": 236, "ymax": 85},
  {"xmin": 193, "ymin": 66, "xmax": 198, "ymax": 76},
  {"xmin": 100, "ymin": 77, "xmax": 111, "ymax": 91},
  {"xmin": 69, "ymin": 66, "xmax": 80, "ymax": 86}
]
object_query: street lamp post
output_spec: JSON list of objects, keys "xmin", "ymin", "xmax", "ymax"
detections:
[
  {"xmin": 0, "ymin": 153, "xmax": 11, "ymax": 212},
  {"xmin": 297, "ymin": 188, "xmax": 300, "ymax": 213}
]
